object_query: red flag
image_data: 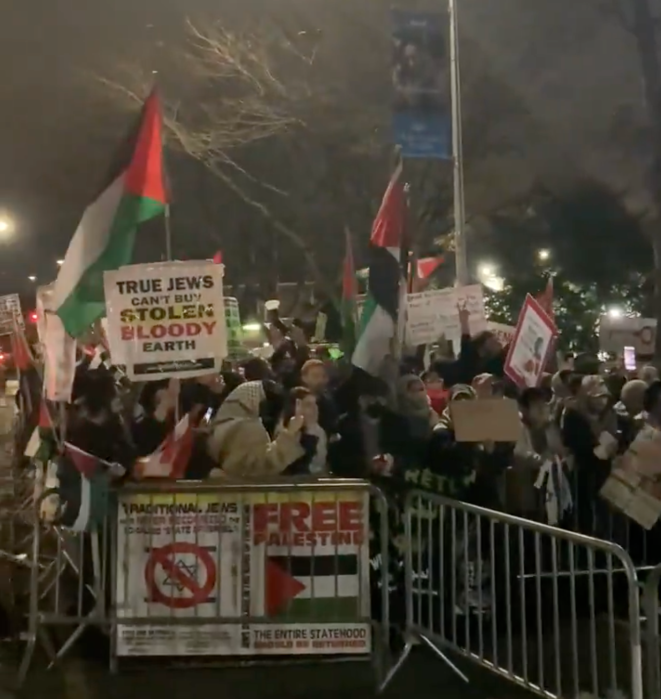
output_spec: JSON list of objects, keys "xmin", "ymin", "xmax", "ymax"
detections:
[
  {"xmin": 370, "ymin": 161, "xmax": 405, "ymax": 249},
  {"xmin": 417, "ymin": 256, "xmax": 445, "ymax": 280},
  {"xmin": 535, "ymin": 277, "xmax": 555, "ymax": 321},
  {"xmin": 213, "ymin": 251, "xmax": 223, "ymax": 265},
  {"xmin": 10, "ymin": 315, "xmax": 33, "ymax": 372}
]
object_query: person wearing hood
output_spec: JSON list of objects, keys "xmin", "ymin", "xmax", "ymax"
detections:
[
  {"xmin": 614, "ymin": 379, "xmax": 647, "ymax": 449},
  {"xmin": 561, "ymin": 375, "xmax": 617, "ymax": 533},
  {"xmin": 206, "ymin": 381, "xmax": 305, "ymax": 478}
]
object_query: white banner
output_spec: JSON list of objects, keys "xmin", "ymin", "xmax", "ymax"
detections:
[
  {"xmin": 115, "ymin": 490, "xmax": 371, "ymax": 657},
  {"xmin": 36, "ymin": 284, "xmax": 76, "ymax": 402},
  {"xmin": 405, "ymin": 284, "xmax": 486, "ymax": 346},
  {"xmin": 104, "ymin": 261, "xmax": 227, "ymax": 380},
  {"xmin": 598, "ymin": 315, "xmax": 656, "ymax": 356},
  {"xmin": 0, "ymin": 294, "xmax": 23, "ymax": 336}
]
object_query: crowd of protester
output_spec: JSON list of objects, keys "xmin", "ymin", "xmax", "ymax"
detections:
[{"xmin": 12, "ymin": 302, "xmax": 659, "ymax": 554}]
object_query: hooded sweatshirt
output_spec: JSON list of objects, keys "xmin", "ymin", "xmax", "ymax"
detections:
[{"xmin": 206, "ymin": 381, "xmax": 304, "ymax": 478}]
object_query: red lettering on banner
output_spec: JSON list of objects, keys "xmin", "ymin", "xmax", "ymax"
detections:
[
  {"xmin": 252, "ymin": 500, "xmax": 364, "ymax": 546},
  {"xmin": 119, "ymin": 321, "xmax": 218, "ymax": 342}
]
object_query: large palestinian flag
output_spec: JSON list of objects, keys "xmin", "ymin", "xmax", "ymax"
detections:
[
  {"xmin": 352, "ymin": 162, "xmax": 405, "ymax": 375},
  {"xmin": 53, "ymin": 91, "xmax": 168, "ymax": 338}
]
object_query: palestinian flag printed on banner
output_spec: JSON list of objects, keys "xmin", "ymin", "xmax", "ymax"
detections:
[
  {"xmin": 53, "ymin": 90, "xmax": 168, "ymax": 339},
  {"xmin": 251, "ymin": 493, "xmax": 371, "ymax": 623},
  {"xmin": 352, "ymin": 161, "xmax": 405, "ymax": 375}
]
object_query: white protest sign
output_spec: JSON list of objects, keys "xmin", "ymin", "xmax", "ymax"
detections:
[
  {"xmin": 405, "ymin": 284, "xmax": 486, "ymax": 346},
  {"xmin": 505, "ymin": 294, "xmax": 557, "ymax": 388},
  {"xmin": 598, "ymin": 315, "xmax": 656, "ymax": 356},
  {"xmin": 104, "ymin": 260, "xmax": 227, "ymax": 381},
  {"xmin": 36, "ymin": 284, "xmax": 77, "ymax": 402},
  {"xmin": 0, "ymin": 294, "xmax": 23, "ymax": 336},
  {"xmin": 487, "ymin": 321, "xmax": 516, "ymax": 348}
]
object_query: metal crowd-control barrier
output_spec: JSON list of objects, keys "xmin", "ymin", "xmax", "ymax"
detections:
[
  {"xmin": 18, "ymin": 478, "xmax": 391, "ymax": 687},
  {"xmin": 642, "ymin": 563, "xmax": 661, "ymax": 699},
  {"xmin": 380, "ymin": 489, "xmax": 643, "ymax": 699}
]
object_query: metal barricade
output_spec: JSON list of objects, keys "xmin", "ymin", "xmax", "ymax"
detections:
[
  {"xmin": 381, "ymin": 489, "xmax": 643, "ymax": 699},
  {"xmin": 642, "ymin": 563, "xmax": 661, "ymax": 699},
  {"xmin": 18, "ymin": 478, "xmax": 391, "ymax": 687}
]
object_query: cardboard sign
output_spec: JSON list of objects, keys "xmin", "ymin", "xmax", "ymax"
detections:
[
  {"xmin": 0, "ymin": 294, "xmax": 23, "ymax": 336},
  {"xmin": 598, "ymin": 315, "xmax": 656, "ymax": 356},
  {"xmin": 504, "ymin": 294, "xmax": 557, "ymax": 388},
  {"xmin": 405, "ymin": 284, "xmax": 486, "ymax": 346},
  {"xmin": 450, "ymin": 398, "xmax": 522, "ymax": 442},
  {"xmin": 224, "ymin": 297, "xmax": 245, "ymax": 359},
  {"xmin": 104, "ymin": 261, "xmax": 227, "ymax": 380}
]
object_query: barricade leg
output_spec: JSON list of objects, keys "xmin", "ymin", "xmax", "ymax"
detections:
[{"xmin": 377, "ymin": 504, "xmax": 469, "ymax": 693}]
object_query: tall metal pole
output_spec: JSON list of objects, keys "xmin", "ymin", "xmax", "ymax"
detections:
[{"xmin": 449, "ymin": 0, "xmax": 468, "ymax": 285}]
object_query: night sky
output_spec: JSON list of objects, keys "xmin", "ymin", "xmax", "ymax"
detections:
[{"xmin": 0, "ymin": 0, "xmax": 652, "ymax": 301}]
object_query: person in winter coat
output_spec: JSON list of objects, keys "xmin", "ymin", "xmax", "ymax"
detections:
[
  {"xmin": 561, "ymin": 374, "xmax": 617, "ymax": 533},
  {"xmin": 206, "ymin": 381, "xmax": 305, "ymax": 478},
  {"xmin": 278, "ymin": 386, "xmax": 328, "ymax": 476}
]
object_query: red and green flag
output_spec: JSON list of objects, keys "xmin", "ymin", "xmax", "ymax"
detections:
[
  {"xmin": 53, "ymin": 90, "xmax": 168, "ymax": 338},
  {"xmin": 352, "ymin": 162, "xmax": 405, "ymax": 375}
]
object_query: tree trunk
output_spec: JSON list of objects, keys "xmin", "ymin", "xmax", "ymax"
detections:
[{"xmin": 631, "ymin": 0, "xmax": 661, "ymax": 357}]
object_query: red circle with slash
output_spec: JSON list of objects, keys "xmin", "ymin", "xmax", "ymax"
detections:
[{"xmin": 144, "ymin": 542, "xmax": 217, "ymax": 609}]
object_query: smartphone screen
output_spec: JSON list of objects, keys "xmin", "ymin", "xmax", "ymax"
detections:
[{"xmin": 624, "ymin": 345, "xmax": 637, "ymax": 372}]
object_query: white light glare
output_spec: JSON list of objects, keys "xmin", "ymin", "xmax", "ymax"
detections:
[
  {"xmin": 537, "ymin": 248, "xmax": 550, "ymax": 261},
  {"xmin": 478, "ymin": 263, "xmax": 495, "ymax": 278},
  {"xmin": 27, "ymin": 275, "xmax": 36, "ymax": 282},
  {"xmin": 242, "ymin": 323, "xmax": 262, "ymax": 332},
  {"xmin": 607, "ymin": 307, "xmax": 623, "ymax": 318},
  {"xmin": 57, "ymin": 259, "xmax": 64, "ymax": 266}
]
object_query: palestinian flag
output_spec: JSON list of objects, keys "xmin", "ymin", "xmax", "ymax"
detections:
[
  {"xmin": 54, "ymin": 443, "xmax": 124, "ymax": 532},
  {"xmin": 134, "ymin": 413, "xmax": 195, "ymax": 479},
  {"xmin": 352, "ymin": 162, "xmax": 405, "ymax": 375},
  {"xmin": 53, "ymin": 90, "xmax": 168, "ymax": 338},
  {"xmin": 340, "ymin": 228, "xmax": 358, "ymax": 357},
  {"xmin": 265, "ymin": 554, "xmax": 361, "ymax": 621}
]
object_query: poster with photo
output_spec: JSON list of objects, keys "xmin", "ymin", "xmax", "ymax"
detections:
[{"xmin": 504, "ymin": 294, "xmax": 557, "ymax": 388}]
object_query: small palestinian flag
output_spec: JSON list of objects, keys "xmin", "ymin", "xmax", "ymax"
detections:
[
  {"xmin": 352, "ymin": 161, "xmax": 405, "ymax": 375},
  {"xmin": 134, "ymin": 413, "xmax": 195, "ymax": 479},
  {"xmin": 50, "ymin": 443, "xmax": 123, "ymax": 532},
  {"xmin": 341, "ymin": 228, "xmax": 358, "ymax": 357},
  {"xmin": 265, "ymin": 554, "xmax": 361, "ymax": 621},
  {"xmin": 53, "ymin": 90, "xmax": 168, "ymax": 338}
]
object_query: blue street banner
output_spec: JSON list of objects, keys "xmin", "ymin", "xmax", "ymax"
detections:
[{"xmin": 391, "ymin": 10, "xmax": 450, "ymax": 159}]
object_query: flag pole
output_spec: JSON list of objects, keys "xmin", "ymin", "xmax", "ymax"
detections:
[
  {"xmin": 164, "ymin": 204, "xmax": 173, "ymax": 261},
  {"xmin": 449, "ymin": 0, "xmax": 468, "ymax": 285}
]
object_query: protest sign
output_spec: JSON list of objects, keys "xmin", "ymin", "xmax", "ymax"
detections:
[
  {"xmin": 504, "ymin": 294, "xmax": 557, "ymax": 388},
  {"xmin": 405, "ymin": 284, "xmax": 486, "ymax": 346},
  {"xmin": 0, "ymin": 294, "xmax": 23, "ymax": 336},
  {"xmin": 104, "ymin": 261, "xmax": 227, "ymax": 380},
  {"xmin": 598, "ymin": 315, "xmax": 656, "ymax": 356},
  {"xmin": 486, "ymin": 321, "xmax": 516, "ymax": 348},
  {"xmin": 115, "ymin": 488, "xmax": 371, "ymax": 657},
  {"xmin": 224, "ymin": 297, "xmax": 245, "ymax": 359},
  {"xmin": 451, "ymin": 398, "xmax": 522, "ymax": 442}
]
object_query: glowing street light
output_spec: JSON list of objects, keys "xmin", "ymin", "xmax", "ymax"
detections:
[
  {"xmin": 537, "ymin": 248, "xmax": 550, "ymax": 262},
  {"xmin": 0, "ymin": 216, "xmax": 14, "ymax": 239},
  {"xmin": 57, "ymin": 259, "xmax": 64, "ymax": 266},
  {"xmin": 607, "ymin": 307, "xmax": 623, "ymax": 318},
  {"xmin": 478, "ymin": 263, "xmax": 495, "ymax": 278},
  {"xmin": 27, "ymin": 275, "xmax": 36, "ymax": 282}
]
